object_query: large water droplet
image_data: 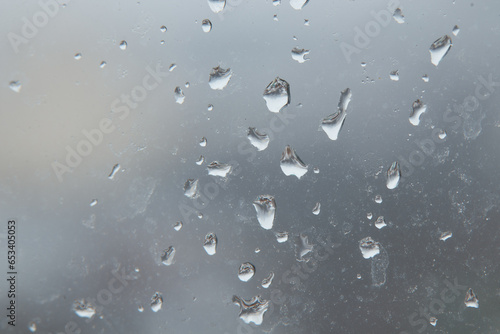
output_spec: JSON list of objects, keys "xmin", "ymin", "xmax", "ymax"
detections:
[
  {"xmin": 389, "ymin": 70, "xmax": 400, "ymax": 81},
  {"xmin": 72, "ymin": 299, "xmax": 96, "ymax": 318},
  {"xmin": 386, "ymin": 161, "xmax": 401, "ymax": 189},
  {"xmin": 261, "ymin": 272, "xmax": 275, "ymax": 288},
  {"xmin": 263, "ymin": 77, "xmax": 290, "ymax": 113},
  {"xmin": 203, "ymin": 232, "xmax": 217, "ymax": 255},
  {"xmin": 119, "ymin": 40, "xmax": 127, "ymax": 50},
  {"xmin": 208, "ymin": 0, "xmax": 225, "ymax": 13},
  {"xmin": 312, "ymin": 202, "xmax": 321, "ymax": 215},
  {"xmin": 161, "ymin": 246, "xmax": 176, "ymax": 266},
  {"xmin": 280, "ymin": 145, "xmax": 308, "ymax": 179},
  {"xmin": 232, "ymin": 295, "xmax": 269, "ymax": 325},
  {"xmin": 291, "ymin": 47, "xmax": 310, "ymax": 63},
  {"xmin": 9, "ymin": 81, "xmax": 22, "ymax": 93},
  {"xmin": 375, "ymin": 216, "xmax": 387, "ymax": 229},
  {"xmin": 409, "ymin": 99, "xmax": 427, "ymax": 126},
  {"xmin": 174, "ymin": 86, "xmax": 185, "ymax": 104},
  {"xmin": 429, "ymin": 35, "xmax": 452, "ymax": 66},
  {"xmin": 208, "ymin": 66, "xmax": 232, "ymax": 90},
  {"xmin": 393, "ymin": 8, "xmax": 405, "ymax": 23},
  {"xmin": 290, "ymin": 0, "xmax": 309, "ymax": 10},
  {"xmin": 150, "ymin": 292, "xmax": 163, "ymax": 312},
  {"xmin": 184, "ymin": 179, "xmax": 199, "ymax": 198},
  {"xmin": 452, "ymin": 25, "xmax": 460, "ymax": 36},
  {"xmin": 202, "ymin": 19, "xmax": 212, "ymax": 33},
  {"xmin": 253, "ymin": 195, "xmax": 276, "ymax": 230},
  {"xmin": 238, "ymin": 262, "xmax": 256, "ymax": 282},
  {"xmin": 247, "ymin": 127, "xmax": 270, "ymax": 151},
  {"xmin": 321, "ymin": 88, "xmax": 351, "ymax": 140},
  {"xmin": 439, "ymin": 231, "xmax": 452, "ymax": 241},
  {"xmin": 359, "ymin": 237, "xmax": 380, "ymax": 259},
  {"xmin": 276, "ymin": 231, "xmax": 289, "ymax": 243},
  {"xmin": 207, "ymin": 161, "xmax": 232, "ymax": 177},
  {"xmin": 464, "ymin": 288, "xmax": 479, "ymax": 308},
  {"xmin": 296, "ymin": 234, "xmax": 314, "ymax": 261}
]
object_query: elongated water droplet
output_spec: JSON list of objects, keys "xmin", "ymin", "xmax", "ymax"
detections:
[
  {"xmin": 184, "ymin": 179, "xmax": 199, "ymax": 199},
  {"xmin": 9, "ymin": 81, "xmax": 22, "ymax": 93},
  {"xmin": 174, "ymin": 86, "xmax": 185, "ymax": 104},
  {"xmin": 247, "ymin": 127, "xmax": 270, "ymax": 151},
  {"xmin": 393, "ymin": 8, "xmax": 405, "ymax": 23},
  {"xmin": 452, "ymin": 25, "xmax": 460, "ymax": 36},
  {"xmin": 108, "ymin": 164, "xmax": 120, "ymax": 179},
  {"xmin": 375, "ymin": 216, "xmax": 387, "ymax": 229},
  {"xmin": 150, "ymin": 292, "xmax": 163, "ymax": 312},
  {"xmin": 73, "ymin": 299, "xmax": 96, "ymax": 318},
  {"xmin": 232, "ymin": 295, "xmax": 269, "ymax": 325},
  {"xmin": 203, "ymin": 232, "xmax": 217, "ymax": 255},
  {"xmin": 90, "ymin": 199, "xmax": 98, "ymax": 207},
  {"xmin": 291, "ymin": 47, "xmax": 310, "ymax": 63},
  {"xmin": 429, "ymin": 35, "xmax": 452, "ymax": 66},
  {"xmin": 207, "ymin": 161, "xmax": 232, "ymax": 177},
  {"xmin": 359, "ymin": 237, "xmax": 380, "ymax": 259},
  {"xmin": 464, "ymin": 288, "xmax": 479, "ymax": 308},
  {"xmin": 199, "ymin": 137, "xmax": 207, "ymax": 147},
  {"xmin": 409, "ymin": 99, "xmax": 427, "ymax": 126},
  {"xmin": 174, "ymin": 221, "xmax": 183, "ymax": 231},
  {"xmin": 389, "ymin": 70, "xmax": 399, "ymax": 81},
  {"xmin": 208, "ymin": 0, "xmax": 225, "ymax": 13},
  {"xmin": 296, "ymin": 234, "xmax": 314, "ymax": 261},
  {"xmin": 290, "ymin": 0, "xmax": 309, "ymax": 10},
  {"xmin": 263, "ymin": 77, "xmax": 290, "ymax": 113},
  {"xmin": 280, "ymin": 145, "xmax": 308, "ymax": 179},
  {"xmin": 261, "ymin": 272, "xmax": 275, "ymax": 289},
  {"xmin": 209, "ymin": 66, "xmax": 232, "ymax": 90},
  {"xmin": 338, "ymin": 88, "xmax": 352, "ymax": 112},
  {"xmin": 321, "ymin": 88, "xmax": 351, "ymax": 140},
  {"xmin": 196, "ymin": 155, "xmax": 205, "ymax": 165},
  {"xmin": 439, "ymin": 231, "xmax": 452, "ymax": 241},
  {"xmin": 119, "ymin": 40, "xmax": 127, "ymax": 50},
  {"xmin": 169, "ymin": 63, "xmax": 177, "ymax": 72},
  {"xmin": 202, "ymin": 19, "xmax": 212, "ymax": 32},
  {"xmin": 253, "ymin": 195, "xmax": 276, "ymax": 230},
  {"xmin": 374, "ymin": 195, "xmax": 383, "ymax": 204},
  {"xmin": 276, "ymin": 231, "xmax": 289, "ymax": 243},
  {"xmin": 312, "ymin": 202, "xmax": 321, "ymax": 215},
  {"xmin": 161, "ymin": 246, "xmax": 175, "ymax": 266},
  {"xmin": 238, "ymin": 262, "xmax": 256, "ymax": 282},
  {"xmin": 386, "ymin": 161, "xmax": 401, "ymax": 189}
]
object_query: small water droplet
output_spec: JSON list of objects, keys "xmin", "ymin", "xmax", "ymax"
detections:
[
  {"xmin": 150, "ymin": 292, "xmax": 163, "ymax": 312},
  {"xmin": 321, "ymin": 88, "xmax": 351, "ymax": 140},
  {"xmin": 375, "ymin": 216, "xmax": 387, "ymax": 229},
  {"xmin": 263, "ymin": 77, "xmax": 290, "ymax": 113},
  {"xmin": 207, "ymin": 104, "xmax": 214, "ymax": 111},
  {"xmin": 108, "ymin": 164, "xmax": 120, "ymax": 179},
  {"xmin": 74, "ymin": 53, "xmax": 82, "ymax": 60},
  {"xmin": 254, "ymin": 248, "xmax": 260, "ymax": 253},
  {"xmin": 99, "ymin": 61, "xmax": 107, "ymax": 68},
  {"xmin": 208, "ymin": 0, "xmax": 226, "ymax": 13},
  {"xmin": 9, "ymin": 81, "xmax": 22, "ymax": 93},
  {"xmin": 359, "ymin": 237, "xmax": 380, "ymax": 259},
  {"xmin": 207, "ymin": 161, "xmax": 232, "ymax": 177},
  {"xmin": 429, "ymin": 35, "xmax": 452, "ymax": 66},
  {"xmin": 276, "ymin": 231, "xmax": 289, "ymax": 243},
  {"xmin": 174, "ymin": 86, "xmax": 185, "ymax": 104},
  {"xmin": 238, "ymin": 262, "xmax": 256, "ymax": 282},
  {"xmin": 261, "ymin": 272, "xmax": 275, "ymax": 288},
  {"xmin": 429, "ymin": 317, "xmax": 437, "ymax": 326},
  {"xmin": 197, "ymin": 212, "xmax": 204, "ymax": 219},
  {"xmin": 185, "ymin": 82, "xmax": 190, "ymax": 88},
  {"xmin": 90, "ymin": 199, "xmax": 98, "ymax": 207},
  {"xmin": 409, "ymin": 99, "xmax": 427, "ymax": 126},
  {"xmin": 209, "ymin": 66, "xmax": 232, "ymax": 90},
  {"xmin": 73, "ymin": 299, "xmax": 96, "ymax": 318},
  {"xmin": 161, "ymin": 246, "xmax": 176, "ymax": 266},
  {"xmin": 273, "ymin": 14, "xmax": 278, "ymax": 21},
  {"xmin": 291, "ymin": 47, "xmax": 310, "ymax": 63},
  {"xmin": 296, "ymin": 234, "xmax": 314, "ymax": 261},
  {"xmin": 160, "ymin": 40, "xmax": 165, "ymax": 45},
  {"xmin": 393, "ymin": 8, "xmax": 405, "ymax": 23},
  {"xmin": 304, "ymin": 19, "xmax": 310, "ymax": 26},
  {"xmin": 202, "ymin": 19, "xmax": 212, "ymax": 32},
  {"xmin": 138, "ymin": 305, "xmax": 144, "ymax": 312},
  {"xmin": 232, "ymin": 295, "xmax": 269, "ymax": 325},
  {"xmin": 438, "ymin": 130, "xmax": 447, "ymax": 139},
  {"xmin": 273, "ymin": 0, "xmax": 281, "ymax": 5},
  {"xmin": 464, "ymin": 288, "xmax": 479, "ymax": 308},
  {"xmin": 290, "ymin": 0, "xmax": 309, "ymax": 10},
  {"xmin": 199, "ymin": 137, "xmax": 207, "ymax": 147},
  {"xmin": 28, "ymin": 321, "xmax": 37, "ymax": 332},
  {"xmin": 184, "ymin": 179, "xmax": 199, "ymax": 199},
  {"xmin": 312, "ymin": 202, "xmax": 321, "ymax": 215},
  {"xmin": 452, "ymin": 25, "xmax": 460, "ymax": 36},
  {"xmin": 280, "ymin": 145, "xmax": 308, "ymax": 179},
  {"xmin": 174, "ymin": 221, "xmax": 183, "ymax": 231},
  {"xmin": 367, "ymin": 212, "xmax": 373, "ymax": 220},
  {"xmin": 292, "ymin": 35, "xmax": 298, "ymax": 40},
  {"xmin": 361, "ymin": 62, "xmax": 367, "ymax": 67},
  {"xmin": 357, "ymin": 274, "xmax": 362, "ymax": 279},
  {"xmin": 253, "ymin": 195, "xmax": 276, "ymax": 230},
  {"xmin": 374, "ymin": 195, "xmax": 383, "ymax": 204},
  {"xmin": 119, "ymin": 40, "xmax": 127, "ymax": 50},
  {"xmin": 169, "ymin": 63, "xmax": 177, "ymax": 72},
  {"xmin": 196, "ymin": 155, "xmax": 205, "ymax": 165},
  {"xmin": 203, "ymin": 232, "xmax": 217, "ymax": 255},
  {"xmin": 422, "ymin": 74, "xmax": 429, "ymax": 82},
  {"xmin": 313, "ymin": 167, "xmax": 319, "ymax": 174},
  {"xmin": 160, "ymin": 25, "xmax": 167, "ymax": 32},
  {"xmin": 247, "ymin": 127, "xmax": 270, "ymax": 151},
  {"xmin": 439, "ymin": 231, "xmax": 452, "ymax": 241},
  {"xmin": 386, "ymin": 161, "xmax": 401, "ymax": 189},
  {"xmin": 389, "ymin": 70, "xmax": 399, "ymax": 81}
]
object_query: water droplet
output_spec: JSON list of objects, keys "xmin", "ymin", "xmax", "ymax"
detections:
[
  {"xmin": 290, "ymin": 0, "xmax": 309, "ymax": 10},
  {"xmin": 238, "ymin": 262, "xmax": 256, "ymax": 282},
  {"xmin": 169, "ymin": 63, "xmax": 177, "ymax": 72},
  {"xmin": 375, "ymin": 216, "xmax": 387, "ymax": 229},
  {"xmin": 321, "ymin": 88, "xmax": 351, "ymax": 140},
  {"xmin": 203, "ymin": 232, "xmax": 217, "ymax": 255},
  {"xmin": 439, "ymin": 231, "xmax": 452, "ymax": 241},
  {"xmin": 28, "ymin": 321, "xmax": 37, "ymax": 332},
  {"xmin": 393, "ymin": 8, "xmax": 405, "ymax": 23},
  {"xmin": 429, "ymin": 317, "xmax": 437, "ymax": 326},
  {"xmin": 273, "ymin": 14, "xmax": 278, "ymax": 21},
  {"xmin": 276, "ymin": 231, "xmax": 289, "ymax": 243},
  {"xmin": 119, "ymin": 40, "xmax": 127, "ymax": 50},
  {"xmin": 74, "ymin": 53, "xmax": 82, "ymax": 60},
  {"xmin": 313, "ymin": 167, "xmax": 320, "ymax": 174},
  {"xmin": 361, "ymin": 62, "xmax": 367, "ymax": 67},
  {"xmin": 273, "ymin": 0, "xmax": 281, "ymax": 5},
  {"xmin": 292, "ymin": 35, "xmax": 298, "ymax": 41},
  {"xmin": 254, "ymin": 248, "xmax": 260, "ymax": 253},
  {"xmin": 253, "ymin": 195, "xmax": 276, "ymax": 230},
  {"xmin": 389, "ymin": 70, "xmax": 399, "ymax": 81},
  {"xmin": 72, "ymin": 299, "xmax": 96, "ymax": 318},
  {"xmin": 367, "ymin": 212, "xmax": 373, "ymax": 220},
  {"xmin": 196, "ymin": 155, "xmax": 205, "ymax": 165},
  {"xmin": 261, "ymin": 272, "xmax": 275, "ymax": 288},
  {"xmin": 291, "ymin": 47, "xmax": 310, "ymax": 63},
  {"xmin": 160, "ymin": 40, "xmax": 165, "ymax": 46},
  {"xmin": 280, "ymin": 145, "xmax": 308, "ymax": 179},
  {"xmin": 464, "ymin": 288, "xmax": 479, "ymax": 308},
  {"xmin": 184, "ymin": 179, "xmax": 199, "ymax": 199},
  {"xmin": 99, "ymin": 61, "xmax": 107, "ymax": 68},
  {"xmin": 202, "ymin": 19, "xmax": 212, "ymax": 32},
  {"xmin": 232, "ymin": 295, "xmax": 269, "ymax": 325},
  {"xmin": 108, "ymin": 164, "xmax": 120, "ymax": 179},
  {"xmin": 374, "ymin": 195, "xmax": 383, "ymax": 204},
  {"xmin": 409, "ymin": 99, "xmax": 427, "ymax": 126},
  {"xmin": 386, "ymin": 161, "xmax": 401, "ymax": 189},
  {"xmin": 207, "ymin": 104, "xmax": 214, "ymax": 111},
  {"xmin": 208, "ymin": 0, "xmax": 226, "ymax": 13},
  {"xmin": 90, "ymin": 199, "xmax": 98, "ymax": 207},
  {"xmin": 174, "ymin": 86, "xmax": 185, "ymax": 104},
  {"xmin": 429, "ymin": 35, "xmax": 452, "ymax": 66},
  {"xmin": 185, "ymin": 82, "xmax": 190, "ymax": 88},
  {"xmin": 312, "ymin": 202, "xmax": 321, "ymax": 215},
  {"xmin": 247, "ymin": 127, "xmax": 270, "ymax": 151},
  {"xmin": 296, "ymin": 234, "xmax": 314, "ymax": 261},
  {"xmin": 422, "ymin": 74, "xmax": 429, "ymax": 82},
  {"xmin": 198, "ymin": 212, "xmax": 204, "ymax": 219},
  {"xmin": 263, "ymin": 77, "xmax": 290, "ymax": 113},
  {"xmin": 161, "ymin": 246, "xmax": 176, "ymax": 266},
  {"xmin": 304, "ymin": 19, "xmax": 310, "ymax": 26},
  {"xmin": 208, "ymin": 66, "xmax": 232, "ymax": 90},
  {"xmin": 174, "ymin": 221, "xmax": 183, "ymax": 231},
  {"xmin": 438, "ymin": 130, "xmax": 447, "ymax": 139},
  {"xmin": 150, "ymin": 292, "xmax": 163, "ymax": 312},
  {"xmin": 160, "ymin": 25, "xmax": 167, "ymax": 32},
  {"xmin": 207, "ymin": 161, "xmax": 232, "ymax": 177},
  {"xmin": 359, "ymin": 237, "xmax": 380, "ymax": 259},
  {"xmin": 9, "ymin": 81, "xmax": 22, "ymax": 93},
  {"xmin": 199, "ymin": 137, "xmax": 207, "ymax": 147},
  {"xmin": 452, "ymin": 25, "xmax": 460, "ymax": 36},
  {"xmin": 138, "ymin": 305, "xmax": 144, "ymax": 312}
]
